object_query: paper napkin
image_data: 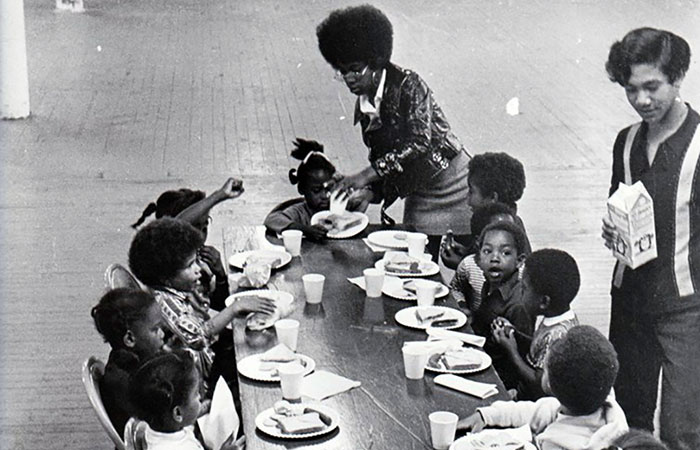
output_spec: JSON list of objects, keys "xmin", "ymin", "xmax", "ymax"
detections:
[
  {"xmin": 362, "ymin": 238, "xmax": 391, "ymax": 253},
  {"xmin": 434, "ymin": 374, "xmax": 498, "ymax": 399},
  {"xmin": 300, "ymin": 370, "xmax": 361, "ymax": 400},
  {"xmin": 426, "ymin": 327, "xmax": 486, "ymax": 348},
  {"xmin": 197, "ymin": 377, "xmax": 239, "ymax": 450},
  {"xmin": 403, "ymin": 339, "xmax": 463, "ymax": 354},
  {"xmin": 347, "ymin": 276, "xmax": 367, "ymax": 290}
]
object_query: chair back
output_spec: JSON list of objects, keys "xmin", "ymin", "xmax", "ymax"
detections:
[
  {"xmin": 124, "ymin": 417, "xmax": 149, "ymax": 450},
  {"xmin": 82, "ymin": 357, "xmax": 126, "ymax": 450},
  {"xmin": 105, "ymin": 264, "xmax": 144, "ymax": 291}
]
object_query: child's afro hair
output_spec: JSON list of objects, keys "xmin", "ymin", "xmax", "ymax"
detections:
[
  {"xmin": 547, "ymin": 325, "xmax": 619, "ymax": 415},
  {"xmin": 468, "ymin": 152, "xmax": 526, "ymax": 207},
  {"xmin": 608, "ymin": 429, "xmax": 669, "ymax": 450},
  {"xmin": 91, "ymin": 288, "xmax": 157, "ymax": 349},
  {"xmin": 478, "ymin": 220, "xmax": 528, "ymax": 256},
  {"xmin": 524, "ymin": 249, "xmax": 580, "ymax": 310},
  {"xmin": 470, "ymin": 202, "xmax": 516, "ymax": 237},
  {"xmin": 288, "ymin": 138, "xmax": 336, "ymax": 187},
  {"xmin": 316, "ymin": 4, "xmax": 393, "ymax": 70},
  {"xmin": 128, "ymin": 217, "xmax": 204, "ymax": 286}
]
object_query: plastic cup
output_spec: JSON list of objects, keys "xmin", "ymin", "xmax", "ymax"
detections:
[
  {"xmin": 274, "ymin": 319, "xmax": 299, "ymax": 351},
  {"xmin": 278, "ymin": 362, "xmax": 305, "ymax": 401},
  {"xmin": 302, "ymin": 273, "xmax": 325, "ymax": 304},
  {"xmin": 407, "ymin": 232, "xmax": 428, "ymax": 258},
  {"xmin": 429, "ymin": 411, "xmax": 458, "ymax": 450},
  {"xmin": 364, "ymin": 268, "xmax": 384, "ymax": 298},
  {"xmin": 281, "ymin": 229, "xmax": 303, "ymax": 256},
  {"xmin": 415, "ymin": 279, "xmax": 436, "ymax": 306},
  {"xmin": 402, "ymin": 345, "xmax": 429, "ymax": 379}
]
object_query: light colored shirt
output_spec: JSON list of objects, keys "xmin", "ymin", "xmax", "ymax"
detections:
[{"xmin": 144, "ymin": 424, "xmax": 204, "ymax": 450}]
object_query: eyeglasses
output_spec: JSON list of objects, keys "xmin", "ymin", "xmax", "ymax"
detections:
[{"xmin": 333, "ymin": 66, "xmax": 368, "ymax": 82}]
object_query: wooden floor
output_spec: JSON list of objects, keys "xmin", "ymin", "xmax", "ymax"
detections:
[{"xmin": 1, "ymin": 0, "xmax": 699, "ymax": 448}]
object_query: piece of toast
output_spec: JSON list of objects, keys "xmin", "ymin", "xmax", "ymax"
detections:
[{"xmin": 276, "ymin": 412, "xmax": 327, "ymax": 434}]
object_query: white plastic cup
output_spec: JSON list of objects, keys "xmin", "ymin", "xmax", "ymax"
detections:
[
  {"xmin": 407, "ymin": 232, "xmax": 428, "ymax": 258},
  {"xmin": 278, "ymin": 362, "xmax": 305, "ymax": 401},
  {"xmin": 428, "ymin": 411, "xmax": 458, "ymax": 450},
  {"xmin": 302, "ymin": 273, "xmax": 325, "ymax": 304},
  {"xmin": 281, "ymin": 229, "xmax": 303, "ymax": 256},
  {"xmin": 401, "ymin": 345, "xmax": 429, "ymax": 379},
  {"xmin": 415, "ymin": 279, "xmax": 436, "ymax": 306},
  {"xmin": 364, "ymin": 268, "xmax": 384, "ymax": 298},
  {"xmin": 274, "ymin": 319, "xmax": 300, "ymax": 351}
]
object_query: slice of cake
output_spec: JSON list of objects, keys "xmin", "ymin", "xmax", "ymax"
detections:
[
  {"xmin": 276, "ymin": 412, "xmax": 327, "ymax": 434},
  {"xmin": 259, "ymin": 344, "xmax": 297, "ymax": 371},
  {"xmin": 385, "ymin": 253, "xmax": 421, "ymax": 274},
  {"xmin": 442, "ymin": 349, "xmax": 482, "ymax": 371}
]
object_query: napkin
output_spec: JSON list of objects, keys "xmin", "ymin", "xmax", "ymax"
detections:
[
  {"xmin": 347, "ymin": 276, "xmax": 367, "ymax": 291},
  {"xmin": 363, "ymin": 238, "xmax": 391, "ymax": 253},
  {"xmin": 197, "ymin": 377, "xmax": 239, "ymax": 450},
  {"xmin": 300, "ymin": 370, "xmax": 361, "ymax": 400},
  {"xmin": 403, "ymin": 339, "xmax": 463, "ymax": 354},
  {"xmin": 426, "ymin": 327, "xmax": 486, "ymax": 348},
  {"xmin": 434, "ymin": 374, "xmax": 498, "ymax": 399}
]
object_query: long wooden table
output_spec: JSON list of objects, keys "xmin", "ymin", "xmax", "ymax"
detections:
[{"xmin": 223, "ymin": 225, "xmax": 508, "ymax": 449}]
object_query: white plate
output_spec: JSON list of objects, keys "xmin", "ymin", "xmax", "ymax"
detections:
[
  {"xmin": 255, "ymin": 403, "xmax": 340, "ymax": 439},
  {"xmin": 450, "ymin": 427, "xmax": 536, "ymax": 450},
  {"xmin": 237, "ymin": 353, "xmax": 316, "ymax": 382},
  {"xmin": 425, "ymin": 347, "xmax": 492, "ymax": 374},
  {"xmin": 394, "ymin": 306, "xmax": 467, "ymax": 330},
  {"xmin": 382, "ymin": 276, "xmax": 449, "ymax": 301},
  {"xmin": 224, "ymin": 290, "xmax": 294, "ymax": 330},
  {"xmin": 310, "ymin": 211, "xmax": 369, "ymax": 239},
  {"xmin": 366, "ymin": 230, "xmax": 410, "ymax": 249},
  {"xmin": 228, "ymin": 249, "xmax": 292, "ymax": 270},
  {"xmin": 375, "ymin": 258, "xmax": 440, "ymax": 278}
]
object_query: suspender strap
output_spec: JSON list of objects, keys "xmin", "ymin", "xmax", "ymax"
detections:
[{"xmin": 675, "ymin": 126, "xmax": 700, "ymax": 296}]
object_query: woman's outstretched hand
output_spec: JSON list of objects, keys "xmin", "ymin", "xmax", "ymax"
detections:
[{"xmin": 334, "ymin": 166, "xmax": 378, "ymax": 195}]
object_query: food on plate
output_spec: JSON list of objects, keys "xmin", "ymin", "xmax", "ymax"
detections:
[
  {"xmin": 258, "ymin": 344, "xmax": 306, "ymax": 373},
  {"xmin": 244, "ymin": 293, "xmax": 294, "ymax": 330},
  {"xmin": 318, "ymin": 212, "xmax": 363, "ymax": 233},
  {"xmin": 384, "ymin": 253, "xmax": 422, "ymax": 274},
  {"xmin": 414, "ymin": 308, "xmax": 445, "ymax": 324},
  {"xmin": 467, "ymin": 432, "xmax": 527, "ymax": 449},
  {"xmin": 394, "ymin": 232, "xmax": 408, "ymax": 241},
  {"xmin": 428, "ymin": 348, "xmax": 483, "ymax": 371},
  {"xmin": 269, "ymin": 401, "xmax": 332, "ymax": 435},
  {"xmin": 245, "ymin": 254, "xmax": 283, "ymax": 268}
]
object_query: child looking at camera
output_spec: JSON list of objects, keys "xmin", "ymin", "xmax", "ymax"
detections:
[
  {"xmin": 91, "ymin": 288, "xmax": 167, "ymax": 437},
  {"xmin": 492, "ymin": 249, "xmax": 580, "ymax": 400},
  {"xmin": 458, "ymin": 325, "xmax": 628, "ymax": 449},
  {"xmin": 132, "ymin": 177, "xmax": 244, "ymax": 311},
  {"xmin": 129, "ymin": 350, "xmax": 243, "ymax": 450}
]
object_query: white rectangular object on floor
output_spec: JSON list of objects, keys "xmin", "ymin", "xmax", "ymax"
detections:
[{"xmin": 607, "ymin": 181, "xmax": 657, "ymax": 269}]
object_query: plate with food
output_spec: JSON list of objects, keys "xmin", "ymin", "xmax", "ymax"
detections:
[
  {"xmin": 225, "ymin": 290, "xmax": 295, "ymax": 330},
  {"xmin": 366, "ymin": 230, "xmax": 411, "ymax": 249},
  {"xmin": 375, "ymin": 253, "xmax": 439, "ymax": 277},
  {"xmin": 237, "ymin": 344, "xmax": 315, "ymax": 382},
  {"xmin": 255, "ymin": 401, "xmax": 340, "ymax": 439},
  {"xmin": 394, "ymin": 306, "xmax": 467, "ymax": 330},
  {"xmin": 382, "ymin": 276, "xmax": 449, "ymax": 301},
  {"xmin": 228, "ymin": 249, "xmax": 292, "ymax": 270},
  {"xmin": 450, "ymin": 426, "xmax": 536, "ymax": 450},
  {"xmin": 426, "ymin": 347, "xmax": 492, "ymax": 374},
  {"xmin": 310, "ymin": 210, "xmax": 369, "ymax": 239}
]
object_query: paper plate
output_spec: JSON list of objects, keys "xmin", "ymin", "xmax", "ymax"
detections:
[
  {"xmin": 450, "ymin": 427, "xmax": 536, "ymax": 450},
  {"xmin": 366, "ymin": 230, "xmax": 410, "ymax": 249},
  {"xmin": 228, "ymin": 249, "xmax": 292, "ymax": 270},
  {"xmin": 425, "ymin": 347, "xmax": 492, "ymax": 374},
  {"xmin": 375, "ymin": 258, "xmax": 440, "ymax": 278},
  {"xmin": 394, "ymin": 306, "xmax": 467, "ymax": 331},
  {"xmin": 224, "ymin": 290, "xmax": 294, "ymax": 330},
  {"xmin": 310, "ymin": 211, "xmax": 369, "ymax": 239},
  {"xmin": 382, "ymin": 276, "xmax": 449, "ymax": 301},
  {"xmin": 237, "ymin": 353, "xmax": 315, "ymax": 382},
  {"xmin": 255, "ymin": 404, "xmax": 340, "ymax": 439}
]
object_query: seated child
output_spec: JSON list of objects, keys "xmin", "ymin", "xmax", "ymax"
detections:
[
  {"xmin": 128, "ymin": 350, "xmax": 243, "ymax": 450},
  {"xmin": 458, "ymin": 325, "xmax": 628, "ymax": 449},
  {"xmin": 128, "ymin": 217, "xmax": 275, "ymax": 386},
  {"xmin": 442, "ymin": 152, "xmax": 530, "ymax": 269},
  {"xmin": 605, "ymin": 429, "xmax": 669, "ymax": 450},
  {"xmin": 450, "ymin": 202, "xmax": 520, "ymax": 311},
  {"xmin": 131, "ymin": 177, "xmax": 244, "ymax": 311},
  {"xmin": 492, "ymin": 249, "xmax": 581, "ymax": 400},
  {"xmin": 470, "ymin": 220, "xmax": 534, "ymax": 389},
  {"xmin": 91, "ymin": 288, "xmax": 167, "ymax": 437},
  {"xmin": 264, "ymin": 138, "xmax": 363, "ymax": 241}
]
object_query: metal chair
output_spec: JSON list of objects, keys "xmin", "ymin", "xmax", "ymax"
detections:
[
  {"xmin": 123, "ymin": 417, "xmax": 148, "ymax": 450},
  {"xmin": 104, "ymin": 263, "xmax": 144, "ymax": 291},
  {"xmin": 81, "ymin": 357, "xmax": 126, "ymax": 450}
]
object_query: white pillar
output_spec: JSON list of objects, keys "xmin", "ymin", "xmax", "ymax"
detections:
[{"xmin": 1, "ymin": 0, "xmax": 30, "ymax": 119}]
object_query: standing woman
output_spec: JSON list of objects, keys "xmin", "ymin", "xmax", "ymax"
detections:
[
  {"xmin": 602, "ymin": 28, "xmax": 699, "ymax": 450},
  {"xmin": 316, "ymin": 5, "xmax": 472, "ymax": 258}
]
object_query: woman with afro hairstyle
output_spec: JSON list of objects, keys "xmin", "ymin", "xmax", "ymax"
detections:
[{"xmin": 316, "ymin": 4, "xmax": 472, "ymax": 259}]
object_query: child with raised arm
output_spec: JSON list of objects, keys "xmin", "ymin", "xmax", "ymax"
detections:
[
  {"xmin": 492, "ymin": 249, "xmax": 580, "ymax": 400},
  {"xmin": 91, "ymin": 288, "xmax": 168, "ymax": 437},
  {"xmin": 458, "ymin": 325, "xmax": 628, "ymax": 449},
  {"xmin": 129, "ymin": 350, "xmax": 243, "ymax": 450},
  {"xmin": 132, "ymin": 177, "xmax": 244, "ymax": 311}
]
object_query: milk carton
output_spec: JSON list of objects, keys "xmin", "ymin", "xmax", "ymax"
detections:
[{"xmin": 607, "ymin": 181, "xmax": 657, "ymax": 269}]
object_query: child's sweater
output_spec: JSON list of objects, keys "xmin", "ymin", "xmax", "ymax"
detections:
[
  {"xmin": 450, "ymin": 254, "xmax": 486, "ymax": 311},
  {"xmin": 264, "ymin": 201, "xmax": 314, "ymax": 234},
  {"xmin": 101, "ymin": 349, "xmax": 141, "ymax": 438},
  {"xmin": 477, "ymin": 394, "xmax": 628, "ymax": 450}
]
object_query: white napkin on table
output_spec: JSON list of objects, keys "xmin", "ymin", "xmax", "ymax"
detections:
[
  {"xmin": 300, "ymin": 370, "xmax": 361, "ymax": 401},
  {"xmin": 434, "ymin": 374, "xmax": 498, "ymax": 399},
  {"xmin": 363, "ymin": 238, "xmax": 391, "ymax": 252},
  {"xmin": 347, "ymin": 276, "xmax": 367, "ymax": 291},
  {"xmin": 197, "ymin": 377, "xmax": 239, "ymax": 450},
  {"xmin": 403, "ymin": 339, "xmax": 463, "ymax": 354},
  {"xmin": 426, "ymin": 327, "xmax": 486, "ymax": 348}
]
